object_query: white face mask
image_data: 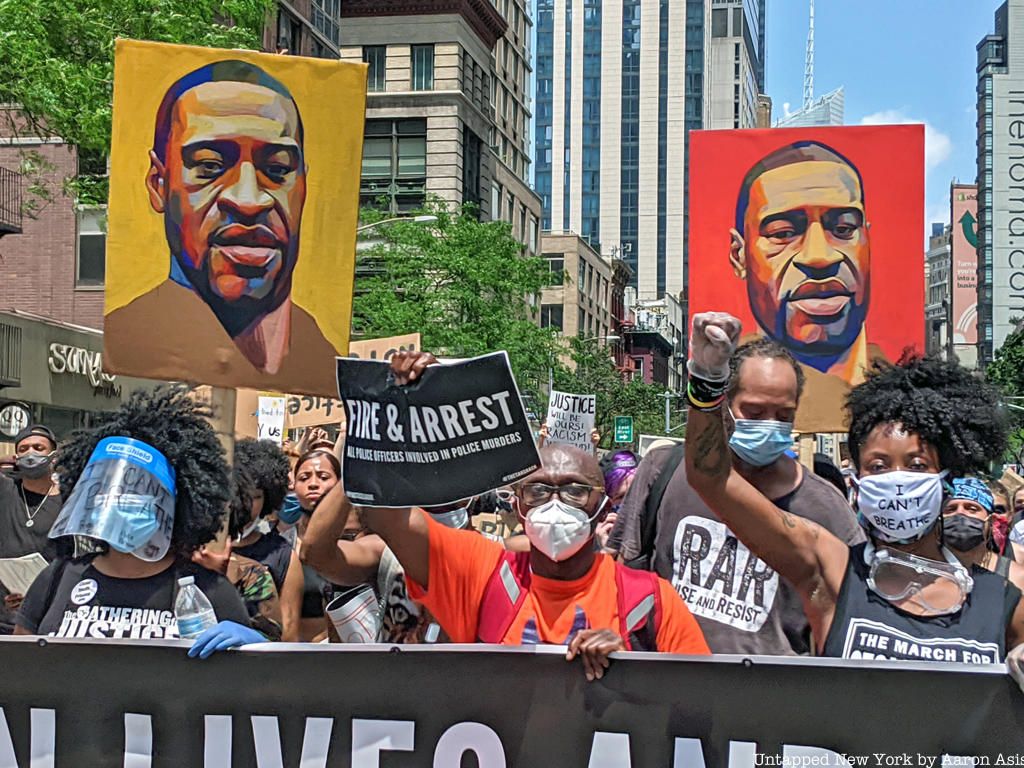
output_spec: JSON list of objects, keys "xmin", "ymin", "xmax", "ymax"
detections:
[
  {"xmin": 853, "ymin": 470, "xmax": 948, "ymax": 544},
  {"xmin": 524, "ymin": 497, "xmax": 605, "ymax": 562},
  {"xmin": 236, "ymin": 517, "xmax": 271, "ymax": 542}
]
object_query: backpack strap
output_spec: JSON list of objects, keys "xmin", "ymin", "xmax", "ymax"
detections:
[
  {"xmin": 626, "ymin": 443, "xmax": 686, "ymax": 571},
  {"xmin": 38, "ymin": 557, "xmax": 91, "ymax": 631},
  {"xmin": 614, "ymin": 561, "xmax": 661, "ymax": 651},
  {"xmin": 477, "ymin": 551, "xmax": 532, "ymax": 644}
]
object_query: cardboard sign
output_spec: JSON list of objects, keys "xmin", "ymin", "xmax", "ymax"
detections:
[
  {"xmin": 235, "ymin": 334, "xmax": 422, "ymax": 436},
  {"xmin": 336, "ymin": 352, "xmax": 540, "ymax": 507},
  {"xmin": 103, "ymin": 39, "xmax": 367, "ymax": 396},
  {"xmin": 545, "ymin": 390, "xmax": 596, "ymax": 452},
  {"xmin": 257, "ymin": 396, "xmax": 286, "ymax": 444},
  {"xmin": 689, "ymin": 125, "xmax": 925, "ymax": 433}
]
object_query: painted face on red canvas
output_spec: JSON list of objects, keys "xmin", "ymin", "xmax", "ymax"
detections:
[{"xmin": 738, "ymin": 159, "xmax": 870, "ymax": 360}]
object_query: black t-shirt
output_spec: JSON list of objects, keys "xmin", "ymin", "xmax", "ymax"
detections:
[
  {"xmin": 613, "ymin": 448, "xmax": 864, "ymax": 655},
  {"xmin": 823, "ymin": 543, "xmax": 1019, "ymax": 663},
  {"xmin": 0, "ymin": 474, "xmax": 64, "ymax": 633},
  {"xmin": 0, "ymin": 474, "xmax": 63, "ymax": 562},
  {"xmin": 234, "ymin": 531, "xmax": 293, "ymax": 591},
  {"xmin": 18, "ymin": 557, "xmax": 250, "ymax": 639}
]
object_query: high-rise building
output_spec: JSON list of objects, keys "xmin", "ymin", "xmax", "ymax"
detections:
[
  {"xmin": 706, "ymin": 0, "xmax": 765, "ymax": 130},
  {"xmin": 773, "ymin": 0, "xmax": 842, "ymax": 128},
  {"xmin": 775, "ymin": 86, "xmax": 844, "ymax": 128},
  {"xmin": 265, "ymin": 0, "xmax": 343, "ymax": 58},
  {"xmin": 925, "ymin": 222, "xmax": 952, "ymax": 359},
  {"xmin": 339, "ymin": 0, "xmax": 542, "ymax": 253},
  {"xmin": 536, "ymin": 0, "xmax": 736, "ymax": 301},
  {"xmin": 976, "ymin": 0, "xmax": 1024, "ymax": 364}
]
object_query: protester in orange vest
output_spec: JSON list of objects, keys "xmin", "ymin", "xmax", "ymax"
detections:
[{"xmin": 356, "ymin": 351, "xmax": 709, "ymax": 680}]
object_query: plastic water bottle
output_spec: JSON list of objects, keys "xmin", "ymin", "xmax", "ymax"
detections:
[{"xmin": 174, "ymin": 576, "xmax": 217, "ymax": 639}]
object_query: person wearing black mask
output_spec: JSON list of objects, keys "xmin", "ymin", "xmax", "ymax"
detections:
[
  {"xmin": 943, "ymin": 477, "xmax": 1024, "ymax": 591},
  {"xmin": 0, "ymin": 425, "xmax": 63, "ymax": 633}
]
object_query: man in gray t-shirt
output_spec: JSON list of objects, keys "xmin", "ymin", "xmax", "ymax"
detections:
[{"xmin": 609, "ymin": 339, "xmax": 862, "ymax": 656}]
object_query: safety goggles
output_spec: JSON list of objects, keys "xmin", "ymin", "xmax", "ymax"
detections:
[{"xmin": 865, "ymin": 541, "xmax": 973, "ymax": 616}]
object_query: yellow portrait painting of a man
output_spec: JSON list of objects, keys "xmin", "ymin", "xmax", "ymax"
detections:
[{"xmin": 103, "ymin": 41, "xmax": 366, "ymax": 397}]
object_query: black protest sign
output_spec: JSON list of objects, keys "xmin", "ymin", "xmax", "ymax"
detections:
[
  {"xmin": 336, "ymin": 352, "xmax": 540, "ymax": 507},
  {"xmin": 1, "ymin": 639, "xmax": 1023, "ymax": 767}
]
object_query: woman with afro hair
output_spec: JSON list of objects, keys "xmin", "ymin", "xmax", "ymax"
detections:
[
  {"xmin": 15, "ymin": 387, "xmax": 264, "ymax": 657},
  {"xmin": 685, "ymin": 311, "xmax": 1024, "ymax": 668}
]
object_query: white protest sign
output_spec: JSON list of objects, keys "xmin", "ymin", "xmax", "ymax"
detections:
[
  {"xmin": 545, "ymin": 390, "xmax": 596, "ymax": 452},
  {"xmin": 257, "ymin": 396, "xmax": 287, "ymax": 444}
]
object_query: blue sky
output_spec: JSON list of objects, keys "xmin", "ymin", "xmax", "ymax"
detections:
[{"xmin": 765, "ymin": 0, "xmax": 995, "ymax": 240}]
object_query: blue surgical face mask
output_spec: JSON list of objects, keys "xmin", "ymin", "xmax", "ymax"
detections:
[
  {"xmin": 278, "ymin": 492, "xmax": 303, "ymax": 525},
  {"xmin": 101, "ymin": 494, "xmax": 161, "ymax": 553},
  {"xmin": 728, "ymin": 413, "xmax": 794, "ymax": 468}
]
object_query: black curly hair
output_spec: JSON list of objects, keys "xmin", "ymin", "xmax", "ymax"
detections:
[
  {"xmin": 228, "ymin": 463, "xmax": 257, "ymax": 539},
  {"xmin": 846, "ymin": 354, "xmax": 1008, "ymax": 476},
  {"xmin": 56, "ymin": 386, "xmax": 230, "ymax": 559},
  {"xmin": 234, "ymin": 438, "xmax": 291, "ymax": 516}
]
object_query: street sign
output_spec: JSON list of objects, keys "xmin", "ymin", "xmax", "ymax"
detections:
[{"xmin": 614, "ymin": 416, "xmax": 633, "ymax": 443}]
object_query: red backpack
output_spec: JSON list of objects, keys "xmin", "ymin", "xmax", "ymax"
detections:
[{"xmin": 476, "ymin": 551, "xmax": 662, "ymax": 650}]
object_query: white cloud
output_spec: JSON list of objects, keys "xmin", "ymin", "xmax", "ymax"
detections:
[
  {"xmin": 782, "ymin": 101, "xmax": 793, "ymax": 118},
  {"xmin": 859, "ymin": 109, "xmax": 953, "ymax": 169}
]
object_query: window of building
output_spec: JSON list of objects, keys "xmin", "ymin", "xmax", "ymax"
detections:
[
  {"xmin": 312, "ymin": 0, "xmax": 340, "ymax": 45},
  {"xmin": 578, "ymin": 308, "xmax": 586, "ymax": 336},
  {"xmin": 364, "ymin": 46, "xmax": 386, "ymax": 91},
  {"xmin": 77, "ymin": 207, "xmax": 106, "ymax": 287},
  {"xmin": 541, "ymin": 304, "xmax": 564, "ymax": 331},
  {"xmin": 578, "ymin": 261, "xmax": 586, "ymax": 291},
  {"xmin": 711, "ymin": 8, "xmax": 728, "ymax": 37},
  {"xmin": 412, "ymin": 44, "xmax": 435, "ymax": 90},
  {"xmin": 276, "ymin": 11, "xmax": 301, "ymax": 54},
  {"xmin": 543, "ymin": 254, "xmax": 565, "ymax": 284},
  {"xmin": 492, "ymin": 184, "xmax": 502, "ymax": 221},
  {"xmin": 360, "ymin": 119, "xmax": 427, "ymax": 213},
  {"xmin": 463, "ymin": 127, "xmax": 482, "ymax": 209}
]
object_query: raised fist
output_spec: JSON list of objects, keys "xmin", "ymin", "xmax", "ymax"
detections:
[{"xmin": 688, "ymin": 312, "xmax": 742, "ymax": 381}]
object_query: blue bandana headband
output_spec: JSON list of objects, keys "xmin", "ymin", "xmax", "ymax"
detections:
[{"xmin": 949, "ymin": 477, "xmax": 994, "ymax": 514}]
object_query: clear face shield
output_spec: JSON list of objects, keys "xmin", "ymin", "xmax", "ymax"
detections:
[
  {"xmin": 49, "ymin": 437, "xmax": 177, "ymax": 562},
  {"xmin": 864, "ymin": 540, "xmax": 974, "ymax": 617}
]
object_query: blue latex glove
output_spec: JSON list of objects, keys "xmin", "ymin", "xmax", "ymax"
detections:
[{"xmin": 187, "ymin": 621, "xmax": 267, "ymax": 659}]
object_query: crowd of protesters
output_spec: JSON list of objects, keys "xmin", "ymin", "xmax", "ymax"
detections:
[{"xmin": 4, "ymin": 309, "xmax": 1024, "ymax": 683}]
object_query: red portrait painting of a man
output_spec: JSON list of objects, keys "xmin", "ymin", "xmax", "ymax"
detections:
[{"xmin": 690, "ymin": 125, "xmax": 924, "ymax": 433}]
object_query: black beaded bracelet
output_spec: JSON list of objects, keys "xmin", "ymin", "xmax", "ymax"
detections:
[{"xmin": 686, "ymin": 374, "xmax": 728, "ymax": 412}]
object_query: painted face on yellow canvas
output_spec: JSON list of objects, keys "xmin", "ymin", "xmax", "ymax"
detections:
[
  {"xmin": 742, "ymin": 161, "xmax": 870, "ymax": 356},
  {"xmin": 147, "ymin": 80, "xmax": 306, "ymax": 330}
]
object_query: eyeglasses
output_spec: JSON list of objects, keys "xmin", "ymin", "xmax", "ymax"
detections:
[{"xmin": 519, "ymin": 482, "xmax": 603, "ymax": 508}]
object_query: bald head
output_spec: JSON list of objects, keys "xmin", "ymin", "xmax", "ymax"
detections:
[{"xmin": 526, "ymin": 444, "xmax": 604, "ymax": 487}]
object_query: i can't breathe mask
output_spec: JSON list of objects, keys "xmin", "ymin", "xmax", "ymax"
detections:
[
  {"xmin": 853, "ymin": 470, "xmax": 948, "ymax": 545},
  {"xmin": 49, "ymin": 437, "xmax": 177, "ymax": 561}
]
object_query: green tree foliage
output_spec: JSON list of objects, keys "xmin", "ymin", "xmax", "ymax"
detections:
[
  {"xmin": 353, "ymin": 202, "xmax": 563, "ymax": 397},
  {"xmin": 0, "ymin": 0, "xmax": 275, "ymax": 205},
  {"xmin": 987, "ymin": 324, "xmax": 1024, "ymax": 458},
  {"xmin": 555, "ymin": 336, "xmax": 679, "ymax": 448}
]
